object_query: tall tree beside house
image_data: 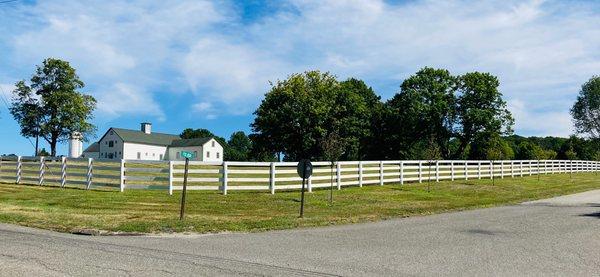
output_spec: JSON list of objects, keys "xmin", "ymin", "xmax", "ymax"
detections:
[
  {"xmin": 455, "ymin": 72, "xmax": 514, "ymax": 159},
  {"xmin": 180, "ymin": 127, "xmax": 230, "ymax": 158},
  {"xmin": 227, "ymin": 131, "xmax": 252, "ymax": 161},
  {"xmin": 571, "ymin": 76, "xmax": 600, "ymax": 137},
  {"xmin": 10, "ymin": 58, "xmax": 96, "ymax": 156}
]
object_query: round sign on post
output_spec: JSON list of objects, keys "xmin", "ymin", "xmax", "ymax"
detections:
[{"xmin": 297, "ymin": 159, "xmax": 313, "ymax": 179}]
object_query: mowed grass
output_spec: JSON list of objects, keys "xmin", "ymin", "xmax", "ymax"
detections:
[{"xmin": 0, "ymin": 172, "xmax": 599, "ymax": 234}]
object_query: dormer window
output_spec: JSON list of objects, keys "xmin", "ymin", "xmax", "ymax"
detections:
[
  {"xmin": 108, "ymin": 141, "xmax": 114, "ymax": 147},
  {"xmin": 212, "ymin": 141, "xmax": 215, "ymax": 147}
]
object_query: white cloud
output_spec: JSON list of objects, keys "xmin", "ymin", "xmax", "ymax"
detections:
[
  {"xmin": 96, "ymin": 83, "xmax": 165, "ymax": 121},
  {"xmin": 508, "ymin": 99, "xmax": 573, "ymax": 137}
]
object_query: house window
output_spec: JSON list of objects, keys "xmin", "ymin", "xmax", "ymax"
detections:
[
  {"xmin": 109, "ymin": 141, "xmax": 114, "ymax": 147},
  {"xmin": 207, "ymin": 151, "xmax": 210, "ymax": 158},
  {"xmin": 159, "ymin": 154, "xmax": 163, "ymax": 160},
  {"xmin": 212, "ymin": 141, "xmax": 215, "ymax": 147},
  {"xmin": 153, "ymin": 153, "xmax": 155, "ymax": 157},
  {"xmin": 137, "ymin": 152, "xmax": 141, "ymax": 159},
  {"xmin": 217, "ymin": 152, "xmax": 220, "ymax": 159},
  {"xmin": 194, "ymin": 151, "xmax": 198, "ymax": 159},
  {"xmin": 108, "ymin": 153, "xmax": 114, "ymax": 159},
  {"xmin": 176, "ymin": 152, "xmax": 180, "ymax": 159},
  {"xmin": 110, "ymin": 131, "xmax": 114, "ymax": 135},
  {"xmin": 145, "ymin": 152, "xmax": 148, "ymax": 156}
]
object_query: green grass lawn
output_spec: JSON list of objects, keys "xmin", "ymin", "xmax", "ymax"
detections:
[{"xmin": 0, "ymin": 172, "xmax": 599, "ymax": 234}]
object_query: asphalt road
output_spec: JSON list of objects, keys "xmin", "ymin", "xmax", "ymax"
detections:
[{"xmin": 1, "ymin": 190, "xmax": 600, "ymax": 276}]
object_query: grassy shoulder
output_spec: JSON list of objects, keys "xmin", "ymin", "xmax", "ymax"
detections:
[{"xmin": 0, "ymin": 173, "xmax": 599, "ymax": 234}]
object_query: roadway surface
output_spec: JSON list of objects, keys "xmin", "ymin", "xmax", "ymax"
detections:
[{"xmin": 1, "ymin": 190, "xmax": 600, "ymax": 276}]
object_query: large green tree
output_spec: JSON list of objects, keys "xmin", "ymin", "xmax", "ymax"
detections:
[
  {"xmin": 455, "ymin": 72, "xmax": 514, "ymax": 158},
  {"xmin": 10, "ymin": 58, "xmax": 96, "ymax": 156},
  {"xmin": 571, "ymin": 76, "xmax": 600, "ymax": 137},
  {"xmin": 251, "ymin": 71, "xmax": 338, "ymax": 161},
  {"xmin": 227, "ymin": 131, "xmax": 252, "ymax": 161},
  {"xmin": 333, "ymin": 78, "xmax": 383, "ymax": 160},
  {"xmin": 386, "ymin": 67, "xmax": 457, "ymax": 158}
]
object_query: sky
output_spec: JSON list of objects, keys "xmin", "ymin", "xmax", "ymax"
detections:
[{"xmin": 0, "ymin": 0, "xmax": 599, "ymax": 156}]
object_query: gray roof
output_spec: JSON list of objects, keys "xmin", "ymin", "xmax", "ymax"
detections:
[
  {"xmin": 83, "ymin": 142, "xmax": 99, "ymax": 153},
  {"xmin": 109, "ymin": 128, "xmax": 180, "ymax": 146},
  {"xmin": 170, "ymin": 137, "xmax": 213, "ymax": 147}
]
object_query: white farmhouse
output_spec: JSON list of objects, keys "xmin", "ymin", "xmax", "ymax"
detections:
[{"xmin": 80, "ymin": 123, "xmax": 223, "ymax": 161}]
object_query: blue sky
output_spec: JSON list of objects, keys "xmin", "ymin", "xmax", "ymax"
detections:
[{"xmin": 1, "ymin": 0, "xmax": 599, "ymax": 156}]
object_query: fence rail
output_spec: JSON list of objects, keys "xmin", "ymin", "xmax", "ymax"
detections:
[{"xmin": 0, "ymin": 157, "xmax": 598, "ymax": 195}]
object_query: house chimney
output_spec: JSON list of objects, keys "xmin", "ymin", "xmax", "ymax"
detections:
[{"xmin": 141, "ymin": 122, "xmax": 152, "ymax": 134}]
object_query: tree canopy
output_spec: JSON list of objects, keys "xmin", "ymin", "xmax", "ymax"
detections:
[
  {"xmin": 10, "ymin": 58, "xmax": 96, "ymax": 156},
  {"xmin": 571, "ymin": 76, "xmax": 600, "ymax": 137}
]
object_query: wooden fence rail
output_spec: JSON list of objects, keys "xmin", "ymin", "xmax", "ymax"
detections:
[{"xmin": 0, "ymin": 157, "xmax": 598, "ymax": 195}]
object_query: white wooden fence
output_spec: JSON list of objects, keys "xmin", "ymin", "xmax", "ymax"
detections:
[{"xmin": 0, "ymin": 157, "xmax": 598, "ymax": 195}]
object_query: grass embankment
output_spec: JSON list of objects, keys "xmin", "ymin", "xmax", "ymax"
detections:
[{"xmin": 0, "ymin": 173, "xmax": 598, "ymax": 234}]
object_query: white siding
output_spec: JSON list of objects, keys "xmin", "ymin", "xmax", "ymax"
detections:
[
  {"xmin": 202, "ymin": 138, "xmax": 224, "ymax": 162},
  {"xmin": 168, "ymin": 146, "xmax": 203, "ymax": 161},
  {"xmin": 123, "ymin": 142, "xmax": 168, "ymax": 161},
  {"xmin": 98, "ymin": 129, "xmax": 124, "ymax": 160}
]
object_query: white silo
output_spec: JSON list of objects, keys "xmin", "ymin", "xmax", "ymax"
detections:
[{"xmin": 68, "ymin": 132, "xmax": 83, "ymax": 158}]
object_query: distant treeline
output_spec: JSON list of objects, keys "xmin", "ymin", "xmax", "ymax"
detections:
[{"xmin": 181, "ymin": 69, "xmax": 600, "ymax": 162}]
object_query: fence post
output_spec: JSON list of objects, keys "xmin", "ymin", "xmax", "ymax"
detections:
[
  {"xmin": 464, "ymin": 161, "xmax": 468, "ymax": 180},
  {"xmin": 358, "ymin": 161, "xmax": 363, "ymax": 187},
  {"xmin": 222, "ymin": 162, "xmax": 228, "ymax": 195},
  {"xmin": 400, "ymin": 161, "xmax": 404, "ymax": 185},
  {"xmin": 418, "ymin": 161, "xmax": 423, "ymax": 183},
  {"xmin": 489, "ymin": 160, "xmax": 493, "ymax": 180},
  {"xmin": 269, "ymin": 162, "xmax": 276, "ymax": 194},
  {"xmin": 16, "ymin": 156, "xmax": 21, "ymax": 184},
  {"xmin": 86, "ymin": 158, "xmax": 93, "ymax": 190},
  {"xmin": 61, "ymin": 157, "xmax": 67, "ymax": 188},
  {"xmin": 379, "ymin": 161, "xmax": 384, "ymax": 186},
  {"xmin": 529, "ymin": 161, "xmax": 533, "ymax": 176},
  {"xmin": 450, "ymin": 161, "xmax": 454, "ymax": 181},
  {"xmin": 120, "ymin": 159, "xmax": 126, "ymax": 192},
  {"xmin": 477, "ymin": 161, "xmax": 481, "ymax": 179},
  {"xmin": 336, "ymin": 162, "xmax": 341, "ymax": 190},
  {"xmin": 168, "ymin": 160, "xmax": 173, "ymax": 195},
  {"xmin": 435, "ymin": 161, "xmax": 439, "ymax": 182},
  {"xmin": 500, "ymin": 160, "xmax": 504, "ymax": 179},
  {"xmin": 39, "ymin": 156, "xmax": 45, "ymax": 186},
  {"xmin": 307, "ymin": 173, "xmax": 312, "ymax": 193},
  {"xmin": 520, "ymin": 161, "xmax": 524, "ymax": 177}
]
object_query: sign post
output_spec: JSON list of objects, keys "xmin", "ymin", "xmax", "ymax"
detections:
[
  {"xmin": 179, "ymin": 151, "xmax": 194, "ymax": 220},
  {"xmin": 297, "ymin": 159, "xmax": 313, "ymax": 218}
]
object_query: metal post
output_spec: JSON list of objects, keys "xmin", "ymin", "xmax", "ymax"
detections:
[
  {"xmin": 61, "ymin": 157, "xmax": 67, "ymax": 188},
  {"xmin": 222, "ymin": 162, "xmax": 228, "ymax": 195},
  {"xmin": 270, "ymin": 162, "xmax": 276, "ymax": 194},
  {"xmin": 299, "ymin": 163, "xmax": 307, "ymax": 218},
  {"xmin": 179, "ymin": 158, "xmax": 189, "ymax": 220}
]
